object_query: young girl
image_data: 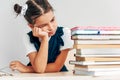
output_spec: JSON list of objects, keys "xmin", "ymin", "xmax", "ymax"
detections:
[{"xmin": 10, "ymin": 0, "xmax": 73, "ymax": 73}]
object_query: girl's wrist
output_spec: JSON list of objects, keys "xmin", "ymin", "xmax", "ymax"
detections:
[{"xmin": 41, "ymin": 35, "xmax": 49, "ymax": 41}]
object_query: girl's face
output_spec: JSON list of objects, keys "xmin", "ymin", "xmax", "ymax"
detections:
[{"xmin": 32, "ymin": 10, "xmax": 57, "ymax": 37}]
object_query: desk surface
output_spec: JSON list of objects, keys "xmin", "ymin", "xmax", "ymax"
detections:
[{"xmin": 0, "ymin": 70, "xmax": 120, "ymax": 80}]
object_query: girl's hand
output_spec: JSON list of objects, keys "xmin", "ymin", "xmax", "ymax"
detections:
[
  {"xmin": 32, "ymin": 27, "xmax": 48, "ymax": 39},
  {"xmin": 9, "ymin": 61, "xmax": 28, "ymax": 73}
]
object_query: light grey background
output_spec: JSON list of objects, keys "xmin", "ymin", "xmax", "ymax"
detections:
[{"xmin": 0, "ymin": 0, "xmax": 120, "ymax": 69}]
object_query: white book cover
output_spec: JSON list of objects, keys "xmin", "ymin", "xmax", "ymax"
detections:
[
  {"xmin": 100, "ymin": 31, "xmax": 120, "ymax": 35},
  {"xmin": 71, "ymin": 30, "xmax": 100, "ymax": 35},
  {"xmin": 74, "ymin": 67, "xmax": 120, "ymax": 71},
  {"xmin": 69, "ymin": 60, "xmax": 120, "ymax": 65},
  {"xmin": 73, "ymin": 69, "xmax": 120, "ymax": 76},
  {"xmin": 71, "ymin": 35, "xmax": 120, "ymax": 40},
  {"xmin": 76, "ymin": 48, "xmax": 120, "ymax": 55},
  {"xmin": 71, "ymin": 29, "xmax": 120, "ymax": 35},
  {"xmin": 75, "ymin": 54, "xmax": 120, "ymax": 57},
  {"xmin": 74, "ymin": 40, "xmax": 120, "ymax": 44}
]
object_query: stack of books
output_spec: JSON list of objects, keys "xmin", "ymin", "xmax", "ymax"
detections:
[{"xmin": 69, "ymin": 26, "xmax": 120, "ymax": 76}]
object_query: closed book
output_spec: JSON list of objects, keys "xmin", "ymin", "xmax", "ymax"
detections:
[
  {"xmin": 74, "ymin": 40, "xmax": 120, "ymax": 44},
  {"xmin": 71, "ymin": 35, "xmax": 120, "ymax": 40},
  {"xmin": 71, "ymin": 26, "xmax": 120, "ymax": 35},
  {"xmin": 75, "ymin": 56, "xmax": 120, "ymax": 62},
  {"xmin": 75, "ymin": 54, "xmax": 120, "ymax": 57},
  {"xmin": 73, "ymin": 44, "xmax": 120, "ymax": 49},
  {"xmin": 76, "ymin": 48, "xmax": 120, "ymax": 55},
  {"xmin": 74, "ymin": 67, "xmax": 120, "ymax": 72},
  {"xmin": 75, "ymin": 64, "xmax": 120, "ymax": 69},
  {"xmin": 69, "ymin": 60, "xmax": 120, "ymax": 65},
  {"xmin": 71, "ymin": 29, "xmax": 100, "ymax": 35},
  {"xmin": 73, "ymin": 69, "xmax": 120, "ymax": 76},
  {"xmin": 72, "ymin": 30, "xmax": 120, "ymax": 35},
  {"xmin": 71, "ymin": 26, "xmax": 120, "ymax": 31},
  {"xmin": 100, "ymin": 31, "xmax": 120, "ymax": 35},
  {"xmin": 75, "ymin": 64, "xmax": 120, "ymax": 72}
]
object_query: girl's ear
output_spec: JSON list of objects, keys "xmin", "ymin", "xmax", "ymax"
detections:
[{"xmin": 28, "ymin": 24, "xmax": 34, "ymax": 29}]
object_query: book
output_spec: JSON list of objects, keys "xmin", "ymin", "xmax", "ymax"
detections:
[
  {"xmin": 71, "ymin": 26, "xmax": 120, "ymax": 31},
  {"xmin": 74, "ymin": 63, "xmax": 120, "ymax": 72},
  {"xmin": 71, "ymin": 26, "xmax": 120, "ymax": 35},
  {"xmin": 74, "ymin": 67, "xmax": 120, "ymax": 72},
  {"xmin": 69, "ymin": 60, "xmax": 120, "ymax": 65},
  {"xmin": 76, "ymin": 49, "xmax": 120, "ymax": 55},
  {"xmin": 71, "ymin": 29, "xmax": 100, "ymax": 35},
  {"xmin": 72, "ymin": 30, "xmax": 120, "ymax": 35},
  {"xmin": 74, "ymin": 40, "xmax": 120, "ymax": 44},
  {"xmin": 71, "ymin": 35, "xmax": 120, "ymax": 40},
  {"xmin": 73, "ymin": 44, "xmax": 120, "ymax": 49},
  {"xmin": 75, "ymin": 64, "xmax": 120, "ymax": 69},
  {"xmin": 100, "ymin": 31, "xmax": 120, "ymax": 35},
  {"xmin": 74, "ymin": 64, "xmax": 120, "ymax": 71},
  {"xmin": 75, "ymin": 56, "xmax": 120, "ymax": 62},
  {"xmin": 75, "ymin": 54, "xmax": 120, "ymax": 57},
  {"xmin": 73, "ymin": 69, "xmax": 120, "ymax": 76}
]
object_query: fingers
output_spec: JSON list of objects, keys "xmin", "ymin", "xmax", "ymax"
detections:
[
  {"xmin": 33, "ymin": 27, "xmax": 39, "ymax": 36},
  {"xmin": 33, "ymin": 27, "xmax": 48, "ymax": 38},
  {"xmin": 9, "ymin": 61, "xmax": 16, "ymax": 71},
  {"xmin": 9, "ymin": 61, "xmax": 20, "ymax": 71}
]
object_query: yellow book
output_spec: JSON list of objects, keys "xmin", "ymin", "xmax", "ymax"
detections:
[
  {"xmin": 73, "ymin": 44, "xmax": 120, "ymax": 49},
  {"xmin": 75, "ymin": 64, "xmax": 120, "ymax": 68},
  {"xmin": 76, "ymin": 57, "xmax": 120, "ymax": 62}
]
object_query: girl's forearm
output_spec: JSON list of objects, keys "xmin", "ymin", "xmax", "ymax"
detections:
[
  {"xmin": 33, "ymin": 37, "xmax": 49, "ymax": 73},
  {"xmin": 45, "ymin": 63, "xmax": 60, "ymax": 72},
  {"xmin": 45, "ymin": 50, "xmax": 69, "ymax": 72},
  {"xmin": 23, "ymin": 66, "xmax": 35, "ymax": 73}
]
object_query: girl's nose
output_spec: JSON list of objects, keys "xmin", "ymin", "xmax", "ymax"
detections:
[{"xmin": 48, "ymin": 23, "xmax": 53, "ymax": 31}]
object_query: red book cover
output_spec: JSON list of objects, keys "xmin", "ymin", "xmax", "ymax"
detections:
[{"xmin": 71, "ymin": 26, "xmax": 120, "ymax": 31}]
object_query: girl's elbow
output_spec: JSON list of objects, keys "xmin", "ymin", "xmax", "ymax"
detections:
[
  {"xmin": 55, "ymin": 65, "xmax": 62, "ymax": 72},
  {"xmin": 34, "ymin": 67, "xmax": 46, "ymax": 73},
  {"xmin": 56, "ymin": 69, "xmax": 61, "ymax": 72},
  {"xmin": 35, "ymin": 68, "xmax": 45, "ymax": 73}
]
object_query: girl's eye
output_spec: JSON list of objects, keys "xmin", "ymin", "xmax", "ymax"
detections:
[
  {"xmin": 37, "ymin": 24, "xmax": 46, "ymax": 28},
  {"xmin": 51, "ymin": 18, "xmax": 55, "ymax": 22}
]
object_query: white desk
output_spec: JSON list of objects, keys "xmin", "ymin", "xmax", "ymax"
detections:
[{"xmin": 0, "ymin": 70, "xmax": 120, "ymax": 80}]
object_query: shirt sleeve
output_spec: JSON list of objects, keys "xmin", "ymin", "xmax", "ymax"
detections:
[
  {"xmin": 23, "ymin": 34, "xmax": 37, "ymax": 56},
  {"xmin": 60, "ymin": 27, "xmax": 74, "ymax": 51}
]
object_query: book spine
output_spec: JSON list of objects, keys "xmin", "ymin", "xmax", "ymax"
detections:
[
  {"xmin": 71, "ymin": 35, "xmax": 120, "ymax": 40},
  {"xmin": 71, "ymin": 26, "xmax": 120, "ymax": 31},
  {"xmin": 100, "ymin": 31, "xmax": 120, "ymax": 35},
  {"xmin": 74, "ymin": 40, "xmax": 120, "ymax": 44},
  {"xmin": 69, "ymin": 60, "xmax": 120, "ymax": 65},
  {"xmin": 75, "ymin": 54, "xmax": 120, "ymax": 57},
  {"xmin": 73, "ymin": 44, "xmax": 120, "ymax": 49},
  {"xmin": 71, "ymin": 30, "xmax": 100, "ymax": 35}
]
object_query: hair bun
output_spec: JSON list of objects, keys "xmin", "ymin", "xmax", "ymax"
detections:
[{"xmin": 14, "ymin": 4, "xmax": 22, "ymax": 14}]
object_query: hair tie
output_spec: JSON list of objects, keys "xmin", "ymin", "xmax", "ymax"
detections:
[{"xmin": 20, "ymin": 4, "xmax": 28, "ymax": 16}]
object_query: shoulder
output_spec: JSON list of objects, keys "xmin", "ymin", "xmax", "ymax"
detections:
[
  {"xmin": 23, "ymin": 32, "xmax": 33, "ymax": 47},
  {"xmin": 60, "ymin": 27, "xmax": 73, "ymax": 50},
  {"xmin": 57, "ymin": 26, "xmax": 71, "ymax": 34},
  {"xmin": 58, "ymin": 27, "xmax": 71, "ymax": 41},
  {"xmin": 23, "ymin": 32, "xmax": 37, "ymax": 56},
  {"xmin": 62, "ymin": 27, "xmax": 71, "ymax": 37},
  {"xmin": 63, "ymin": 27, "xmax": 71, "ymax": 32}
]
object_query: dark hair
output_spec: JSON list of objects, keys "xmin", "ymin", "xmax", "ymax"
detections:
[{"xmin": 14, "ymin": 0, "xmax": 54, "ymax": 24}]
